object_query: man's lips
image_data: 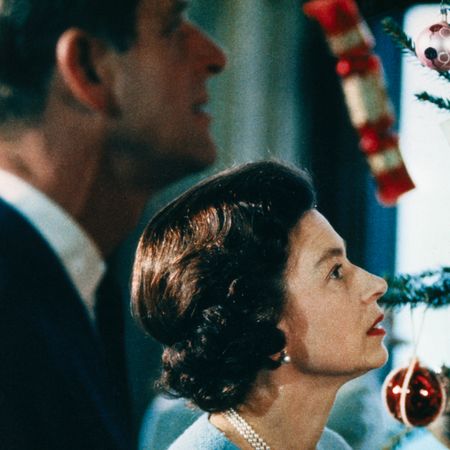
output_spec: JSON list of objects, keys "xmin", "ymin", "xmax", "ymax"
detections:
[
  {"xmin": 367, "ymin": 314, "xmax": 386, "ymax": 336},
  {"xmin": 192, "ymin": 101, "xmax": 212, "ymax": 127},
  {"xmin": 192, "ymin": 99, "xmax": 209, "ymax": 115}
]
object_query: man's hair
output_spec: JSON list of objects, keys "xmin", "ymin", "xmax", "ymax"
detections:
[
  {"xmin": 132, "ymin": 160, "xmax": 317, "ymax": 412},
  {"xmin": 0, "ymin": 0, "xmax": 140, "ymax": 124}
]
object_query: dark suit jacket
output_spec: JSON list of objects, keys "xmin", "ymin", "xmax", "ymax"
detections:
[{"xmin": 0, "ymin": 199, "xmax": 132, "ymax": 450}]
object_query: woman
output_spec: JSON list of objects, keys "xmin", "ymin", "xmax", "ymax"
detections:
[{"xmin": 132, "ymin": 161, "xmax": 388, "ymax": 450}]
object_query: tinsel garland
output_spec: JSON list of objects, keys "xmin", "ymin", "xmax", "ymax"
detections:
[{"xmin": 380, "ymin": 267, "xmax": 450, "ymax": 310}]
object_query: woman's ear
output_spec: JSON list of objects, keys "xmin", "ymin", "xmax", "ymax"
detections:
[
  {"xmin": 55, "ymin": 28, "xmax": 117, "ymax": 114},
  {"xmin": 269, "ymin": 349, "xmax": 291, "ymax": 365},
  {"xmin": 269, "ymin": 350, "xmax": 283, "ymax": 363}
]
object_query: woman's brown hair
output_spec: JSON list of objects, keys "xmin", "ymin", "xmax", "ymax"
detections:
[{"xmin": 132, "ymin": 160, "xmax": 316, "ymax": 412}]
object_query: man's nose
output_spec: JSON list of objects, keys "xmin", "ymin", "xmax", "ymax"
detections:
[
  {"xmin": 206, "ymin": 39, "xmax": 227, "ymax": 74},
  {"xmin": 189, "ymin": 24, "xmax": 227, "ymax": 75}
]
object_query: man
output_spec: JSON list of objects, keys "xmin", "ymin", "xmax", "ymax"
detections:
[{"xmin": 0, "ymin": 0, "xmax": 226, "ymax": 449}]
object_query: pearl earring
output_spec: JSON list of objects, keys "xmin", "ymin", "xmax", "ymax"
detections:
[{"xmin": 279, "ymin": 350, "xmax": 291, "ymax": 365}]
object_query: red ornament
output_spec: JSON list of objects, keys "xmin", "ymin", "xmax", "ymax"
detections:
[
  {"xmin": 336, "ymin": 55, "xmax": 380, "ymax": 77},
  {"xmin": 360, "ymin": 130, "xmax": 397, "ymax": 154},
  {"xmin": 415, "ymin": 22, "xmax": 450, "ymax": 72},
  {"xmin": 303, "ymin": 0, "xmax": 415, "ymax": 206},
  {"xmin": 383, "ymin": 358, "xmax": 446, "ymax": 427}
]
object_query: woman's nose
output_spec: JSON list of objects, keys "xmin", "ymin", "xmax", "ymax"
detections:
[{"xmin": 363, "ymin": 271, "xmax": 388, "ymax": 304}]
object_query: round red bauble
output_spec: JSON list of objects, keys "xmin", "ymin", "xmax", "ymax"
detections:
[{"xmin": 382, "ymin": 358, "xmax": 446, "ymax": 427}]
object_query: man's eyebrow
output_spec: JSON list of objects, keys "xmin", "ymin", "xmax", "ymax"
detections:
[
  {"xmin": 161, "ymin": 0, "xmax": 190, "ymax": 35},
  {"xmin": 314, "ymin": 241, "xmax": 347, "ymax": 268},
  {"xmin": 162, "ymin": 0, "xmax": 189, "ymax": 28}
]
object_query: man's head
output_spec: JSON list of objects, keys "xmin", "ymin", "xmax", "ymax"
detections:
[
  {"xmin": 0, "ymin": 0, "xmax": 226, "ymax": 188},
  {"xmin": 0, "ymin": 0, "xmax": 139, "ymax": 123},
  {"xmin": 105, "ymin": 0, "xmax": 227, "ymax": 189}
]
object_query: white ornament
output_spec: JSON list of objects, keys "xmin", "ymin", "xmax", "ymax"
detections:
[{"xmin": 415, "ymin": 22, "xmax": 450, "ymax": 72}]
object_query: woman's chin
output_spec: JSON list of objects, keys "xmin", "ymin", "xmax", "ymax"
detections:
[
  {"xmin": 346, "ymin": 347, "xmax": 389, "ymax": 379},
  {"xmin": 365, "ymin": 346, "xmax": 389, "ymax": 371}
]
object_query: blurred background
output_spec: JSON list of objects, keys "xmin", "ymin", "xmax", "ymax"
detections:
[{"xmin": 116, "ymin": 1, "xmax": 450, "ymax": 448}]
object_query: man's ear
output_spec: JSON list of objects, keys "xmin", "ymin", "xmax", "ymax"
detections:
[{"xmin": 56, "ymin": 29, "xmax": 118, "ymax": 114}]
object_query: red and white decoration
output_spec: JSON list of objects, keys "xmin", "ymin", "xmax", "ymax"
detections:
[
  {"xmin": 382, "ymin": 357, "xmax": 446, "ymax": 427},
  {"xmin": 303, "ymin": 0, "xmax": 415, "ymax": 205}
]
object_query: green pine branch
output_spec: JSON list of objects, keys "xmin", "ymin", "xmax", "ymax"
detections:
[
  {"xmin": 382, "ymin": 428, "xmax": 414, "ymax": 450},
  {"xmin": 416, "ymin": 92, "xmax": 450, "ymax": 111},
  {"xmin": 379, "ymin": 267, "xmax": 450, "ymax": 310},
  {"xmin": 381, "ymin": 17, "xmax": 415, "ymax": 55},
  {"xmin": 438, "ymin": 70, "xmax": 450, "ymax": 82}
]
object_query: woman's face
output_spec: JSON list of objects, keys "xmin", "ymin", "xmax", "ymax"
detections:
[{"xmin": 280, "ymin": 210, "xmax": 388, "ymax": 378}]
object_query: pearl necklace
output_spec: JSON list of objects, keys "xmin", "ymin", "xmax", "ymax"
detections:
[{"xmin": 224, "ymin": 408, "xmax": 271, "ymax": 450}]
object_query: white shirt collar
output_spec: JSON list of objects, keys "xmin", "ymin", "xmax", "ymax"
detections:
[{"xmin": 0, "ymin": 169, "xmax": 106, "ymax": 322}]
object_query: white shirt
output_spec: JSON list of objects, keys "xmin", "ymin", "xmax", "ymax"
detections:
[{"xmin": 0, "ymin": 169, "xmax": 106, "ymax": 323}]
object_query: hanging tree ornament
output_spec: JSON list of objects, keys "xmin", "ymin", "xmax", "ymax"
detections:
[
  {"xmin": 382, "ymin": 307, "xmax": 447, "ymax": 428},
  {"xmin": 383, "ymin": 357, "xmax": 447, "ymax": 427},
  {"xmin": 415, "ymin": 2, "xmax": 450, "ymax": 72},
  {"xmin": 303, "ymin": 0, "xmax": 415, "ymax": 205}
]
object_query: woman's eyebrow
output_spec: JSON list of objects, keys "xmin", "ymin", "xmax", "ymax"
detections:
[{"xmin": 314, "ymin": 241, "xmax": 347, "ymax": 268}]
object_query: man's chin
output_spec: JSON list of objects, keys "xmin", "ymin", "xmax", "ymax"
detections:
[
  {"xmin": 106, "ymin": 130, "xmax": 217, "ymax": 192},
  {"xmin": 119, "ymin": 151, "xmax": 216, "ymax": 193},
  {"xmin": 172, "ymin": 137, "xmax": 217, "ymax": 177}
]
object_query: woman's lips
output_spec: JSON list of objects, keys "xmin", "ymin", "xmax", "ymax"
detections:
[{"xmin": 367, "ymin": 314, "xmax": 386, "ymax": 336}]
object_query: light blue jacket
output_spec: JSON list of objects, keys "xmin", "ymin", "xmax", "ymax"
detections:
[{"xmin": 169, "ymin": 413, "xmax": 352, "ymax": 449}]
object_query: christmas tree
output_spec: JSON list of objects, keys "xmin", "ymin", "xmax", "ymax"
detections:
[
  {"xmin": 378, "ymin": 0, "xmax": 450, "ymax": 330},
  {"xmin": 380, "ymin": 4, "xmax": 450, "ymax": 449},
  {"xmin": 380, "ymin": 267, "xmax": 450, "ymax": 309},
  {"xmin": 304, "ymin": 1, "xmax": 450, "ymax": 448}
]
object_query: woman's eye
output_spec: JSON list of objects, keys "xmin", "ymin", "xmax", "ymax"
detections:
[{"xmin": 330, "ymin": 264, "xmax": 343, "ymax": 280}]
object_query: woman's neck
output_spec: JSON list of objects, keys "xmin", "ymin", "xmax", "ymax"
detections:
[{"xmin": 211, "ymin": 370, "xmax": 348, "ymax": 450}]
